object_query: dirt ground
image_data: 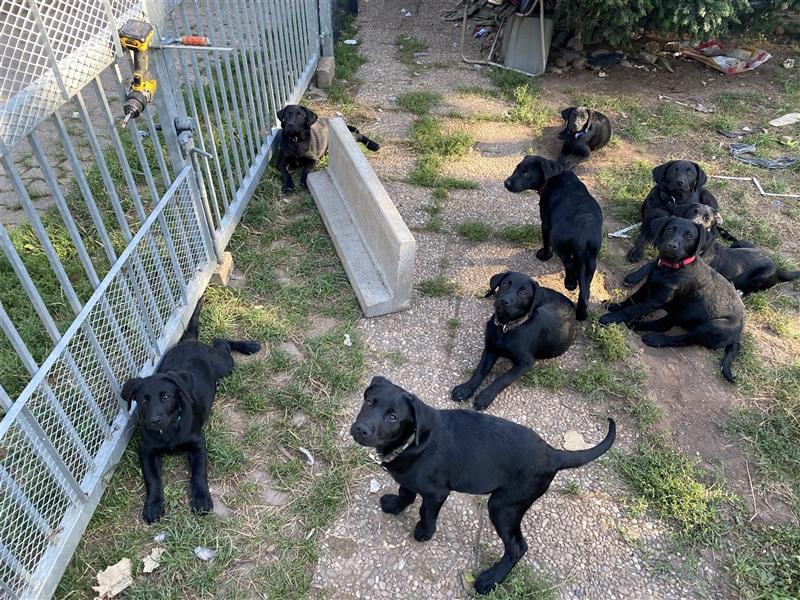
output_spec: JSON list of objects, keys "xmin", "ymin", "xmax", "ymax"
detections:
[{"xmin": 308, "ymin": 1, "xmax": 800, "ymax": 598}]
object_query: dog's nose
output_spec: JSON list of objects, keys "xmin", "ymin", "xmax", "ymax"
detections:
[
  {"xmin": 149, "ymin": 415, "xmax": 163, "ymax": 425},
  {"xmin": 676, "ymin": 178, "xmax": 686, "ymax": 187},
  {"xmin": 353, "ymin": 422, "xmax": 369, "ymax": 438},
  {"xmin": 499, "ymin": 297, "xmax": 511, "ymax": 307},
  {"xmin": 667, "ymin": 241, "xmax": 678, "ymax": 250},
  {"xmin": 504, "ymin": 178, "xmax": 512, "ymax": 189}
]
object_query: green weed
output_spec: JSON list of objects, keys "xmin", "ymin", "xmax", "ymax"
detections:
[{"xmin": 397, "ymin": 91, "xmax": 441, "ymax": 115}]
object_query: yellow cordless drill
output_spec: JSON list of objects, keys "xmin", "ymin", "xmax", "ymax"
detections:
[{"xmin": 119, "ymin": 19, "xmax": 157, "ymax": 128}]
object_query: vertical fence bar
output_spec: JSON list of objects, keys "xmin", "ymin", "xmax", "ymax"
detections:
[
  {"xmin": 319, "ymin": 0, "xmax": 334, "ymax": 57},
  {"xmin": 251, "ymin": 0, "xmax": 281, "ymax": 125},
  {"xmin": 235, "ymin": 1, "xmax": 269, "ymax": 143}
]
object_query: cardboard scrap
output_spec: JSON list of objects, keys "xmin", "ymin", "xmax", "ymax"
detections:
[
  {"xmin": 142, "ymin": 547, "xmax": 165, "ymax": 574},
  {"xmin": 93, "ymin": 558, "xmax": 133, "ymax": 599}
]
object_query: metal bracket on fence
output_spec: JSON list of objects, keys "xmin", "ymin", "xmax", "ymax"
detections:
[{"xmin": 174, "ymin": 118, "xmax": 224, "ymax": 261}]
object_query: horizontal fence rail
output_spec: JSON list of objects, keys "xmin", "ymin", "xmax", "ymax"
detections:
[{"xmin": 0, "ymin": 0, "xmax": 327, "ymax": 597}]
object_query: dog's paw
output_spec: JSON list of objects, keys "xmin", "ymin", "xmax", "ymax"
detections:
[
  {"xmin": 413, "ymin": 522, "xmax": 435, "ymax": 542},
  {"xmin": 451, "ymin": 383, "xmax": 476, "ymax": 403},
  {"xmin": 641, "ymin": 333, "xmax": 666, "ymax": 347},
  {"xmin": 299, "ymin": 179, "xmax": 309, "ymax": 189},
  {"xmin": 626, "ymin": 247, "xmax": 643, "ymax": 263},
  {"xmin": 281, "ymin": 185, "xmax": 295, "ymax": 194},
  {"xmin": 191, "ymin": 490, "xmax": 213, "ymax": 515},
  {"xmin": 472, "ymin": 391, "xmax": 495, "ymax": 411},
  {"xmin": 142, "ymin": 498, "xmax": 165, "ymax": 524},
  {"xmin": 606, "ymin": 302, "xmax": 622, "ymax": 313},
  {"xmin": 564, "ymin": 274, "xmax": 578, "ymax": 291},
  {"xmin": 623, "ymin": 272, "xmax": 643, "ymax": 287},
  {"xmin": 575, "ymin": 306, "xmax": 588, "ymax": 321},
  {"xmin": 598, "ymin": 312, "xmax": 619, "ymax": 326},
  {"xmin": 380, "ymin": 493, "xmax": 409, "ymax": 514},
  {"xmin": 535, "ymin": 248, "xmax": 553, "ymax": 261},
  {"xmin": 474, "ymin": 566, "xmax": 503, "ymax": 595}
]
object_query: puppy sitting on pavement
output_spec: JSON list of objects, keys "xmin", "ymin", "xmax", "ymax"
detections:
[
  {"xmin": 351, "ymin": 376, "xmax": 616, "ymax": 595},
  {"xmin": 122, "ymin": 299, "xmax": 261, "ymax": 523},
  {"xmin": 600, "ymin": 216, "xmax": 744, "ymax": 382},
  {"xmin": 504, "ymin": 155, "xmax": 603, "ymax": 321},
  {"xmin": 451, "ymin": 271, "xmax": 576, "ymax": 410},
  {"xmin": 276, "ymin": 104, "xmax": 380, "ymax": 193},
  {"xmin": 557, "ymin": 106, "xmax": 612, "ymax": 166}
]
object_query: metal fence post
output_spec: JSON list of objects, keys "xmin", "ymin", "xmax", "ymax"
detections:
[{"xmin": 318, "ymin": 0, "xmax": 334, "ymax": 57}]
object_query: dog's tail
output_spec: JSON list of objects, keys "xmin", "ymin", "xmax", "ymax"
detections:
[
  {"xmin": 218, "ymin": 339, "xmax": 262, "ymax": 355},
  {"xmin": 778, "ymin": 269, "xmax": 800, "ymax": 282},
  {"xmin": 347, "ymin": 125, "xmax": 380, "ymax": 151},
  {"xmin": 180, "ymin": 298, "xmax": 203, "ymax": 342},
  {"xmin": 554, "ymin": 419, "xmax": 616, "ymax": 470},
  {"xmin": 721, "ymin": 341, "xmax": 741, "ymax": 383}
]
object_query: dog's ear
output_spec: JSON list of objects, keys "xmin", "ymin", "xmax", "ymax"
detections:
[
  {"xmin": 691, "ymin": 162, "xmax": 707, "ymax": 190},
  {"xmin": 302, "ymin": 106, "xmax": 318, "ymax": 126},
  {"xmin": 586, "ymin": 108, "xmax": 597, "ymax": 127},
  {"xmin": 694, "ymin": 221, "xmax": 713, "ymax": 256},
  {"xmin": 120, "ymin": 377, "xmax": 141, "ymax": 408},
  {"xmin": 652, "ymin": 161, "xmax": 673, "ymax": 185},
  {"xmin": 486, "ymin": 271, "xmax": 510, "ymax": 297},
  {"xmin": 561, "ymin": 107, "xmax": 574, "ymax": 124},
  {"xmin": 651, "ymin": 216, "xmax": 673, "ymax": 243},
  {"xmin": 163, "ymin": 371, "xmax": 198, "ymax": 406},
  {"xmin": 368, "ymin": 375, "xmax": 391, "ymax": 389},
  {"xmin": 527, "ymin": 278, "xmax": 540, "ymax": 312},
  {"xmin": 403, "ymin": 392, "xmax": 433, "ymax": 445},
  {"xmin": 276, "ymin": 107, "xmax": 286, "ymax": 123},
  {"xmin": 539, "ymin": 157, "xmax": 564, "ymax": 181}
]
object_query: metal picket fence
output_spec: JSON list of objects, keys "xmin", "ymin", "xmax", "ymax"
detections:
[{"xmin": 0, "ymin": 1, "xmax": 326, "ymax": 597}]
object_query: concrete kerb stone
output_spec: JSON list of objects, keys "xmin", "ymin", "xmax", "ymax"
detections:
[
  {"xmin": 308, "ymin": 117, "xmax": 415, "ymax": 317},
  {"xmin": 316, "ymin": 56, "xmax": 335, "ymax": 89}
]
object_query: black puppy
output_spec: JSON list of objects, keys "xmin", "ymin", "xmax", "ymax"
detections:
[
  {"xmin": 504, "ymin": 156, "xmax": 603, "ymax": 321},
  {"xmin": 276, "ymin": 104, "xmax": 380, "ymax": 193},
  {"xmin": 557, "ymin": 106, "xmax": 612, "ymax": 165},
  {"xmin": 121, "ymin": 300, "xmax": 261, "ymax": 523},
  {"xmin": 625, "ymin": 203, "xmax": 800, "ymax": 294},
  {"xmin": 451, "ymin": 271, "xmax": 576, "ymax": 410},
  {"xmin": 627, "ymin": 160, "xmax": 719, "ymax": 263},
  {"xmin": 351, "ymin": 376, "xmax": 615, "ymax": 595},
  {"xmin": 601, "ymin": 216, "xmax": 744, "ymax": 382}
]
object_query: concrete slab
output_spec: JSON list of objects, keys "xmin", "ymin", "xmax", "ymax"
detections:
[{"xmin": 308, "ymin": 117, "xmax": 415, "ymax": 317}]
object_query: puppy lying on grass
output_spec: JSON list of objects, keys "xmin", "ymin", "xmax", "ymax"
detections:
[
  {"xmin": 557, "ymin": 106, "xmax": 612, "ymax": 166},
  {"xmin": 624, "ymin": 203, "xmax": 800, "ymax": 294},
  {"xmin": 276, "ymin": 104, "xmax": 380, "ymax": 193},
  {"xmin": 451, "ymin": 271, "xmax": 576, "ymax": 410},
  {"xmin": 122, "ymin": 299, "xmax": 261, "ymax": 523},
  {"xmin": 601, "ymin": 216, "xmax": 744, "ymax": 382},
  {"xmin": 351, "ymin": 376, "xmax": 615, "ymax": 595}
]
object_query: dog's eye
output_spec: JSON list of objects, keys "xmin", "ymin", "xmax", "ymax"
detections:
[
  {"xmin": 518, "ymin": 289, "xmax": 527, "ymax": 296},
  {"xmin": 684, "ymin": 232, "xmax": 694, "ymax": 239},
  {"xmin": 160, "ymin": 393, "xmax": 170, "ymax": 401},
  {"xmin": 386, "ymin": 413, "xmax": 397, "ymax": 422},
  {"xmin": 365, "ymin": 398, "xmax": 373, "ymax": 407}
]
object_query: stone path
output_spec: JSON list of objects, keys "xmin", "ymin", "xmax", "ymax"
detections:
[{"xmin": 309, "ymin": 1, "xmax": 725, "ymax": 598}]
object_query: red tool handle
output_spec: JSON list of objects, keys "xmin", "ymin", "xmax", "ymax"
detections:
[{"xmin": 179, "ymin": 35, "xmax": 210, "ymax": 46}]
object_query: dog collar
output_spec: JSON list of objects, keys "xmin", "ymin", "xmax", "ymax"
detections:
[
  {"xmin": 535, "ymin": 180, "xmax": 550, "ymax": 195},
  {"xmin": 493, "ymin": 313, "xmax": 530, "ymax": 333},
  {"xmin": 657, "ymin": 255, "xmax": 697, "ymax": 270},
  {"xmin": 574, "ymin": 125, "xmax": 590, "ymax": 139},
  {"xmin": 376, "ymin": 432, "xmax": 416, "ymax": 465},
  {"xmin": 158, "ymin": 407, "xmax": 182, "ymax": 436}
]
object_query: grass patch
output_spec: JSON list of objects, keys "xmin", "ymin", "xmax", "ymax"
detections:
[
  {"xmin": 328, "ymin": 16, "xmax": 366, "ymax": 115},
  {"xmin": 457, "ymin": 220, "xmax": 493, "ymax": 242},
  {"xmin": 486, "ymin": 68, "xmax": 551, "ymax": 132},
  {"xmin": 396, "ymin": 34, "xmax": 428, "ymax": 65},
  {"xmin": 586, "ymin": 317, "xmax": 631, "ymax": 362},
  {"xmin": 418, "ymin": 276, "xmax": 460, "ymax": 298},
  {"xmin": 728, "ymin": 525, "xmax": 800, "ymax": 599},
  {"xmin": 396, "ymin": 91, "xmax": 441, "ymax": 115},
  {"xmin": 407, "ymin": 116, "xmax": 477, "ymax": 190},
  {"xmin": 618, "ymin": 437, "xmax": 729, "ymax": 540},
  {"xmin": 470, "ymin": 550, "xmax": 557, "ymax": 599},
  {"xmin": 596, "ymin": 160, "xmax": 653, "ymax": 225},
  {"xmin": 497, "ymin": 224, "xmax": 541, "ymax": 246}
]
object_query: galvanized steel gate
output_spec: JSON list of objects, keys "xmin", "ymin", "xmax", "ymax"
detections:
[{"xmin": 0, "ymin": 1, "xmax": 325, "ymax": 597}]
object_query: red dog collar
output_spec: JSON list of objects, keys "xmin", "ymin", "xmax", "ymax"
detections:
[
  {"xmin": 657, "ymin": 255, "xmax": 697, "ymax": 269},
  {"xmin": 535, "ymin": 180, "xmax": 549, "ymax": 195}
]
